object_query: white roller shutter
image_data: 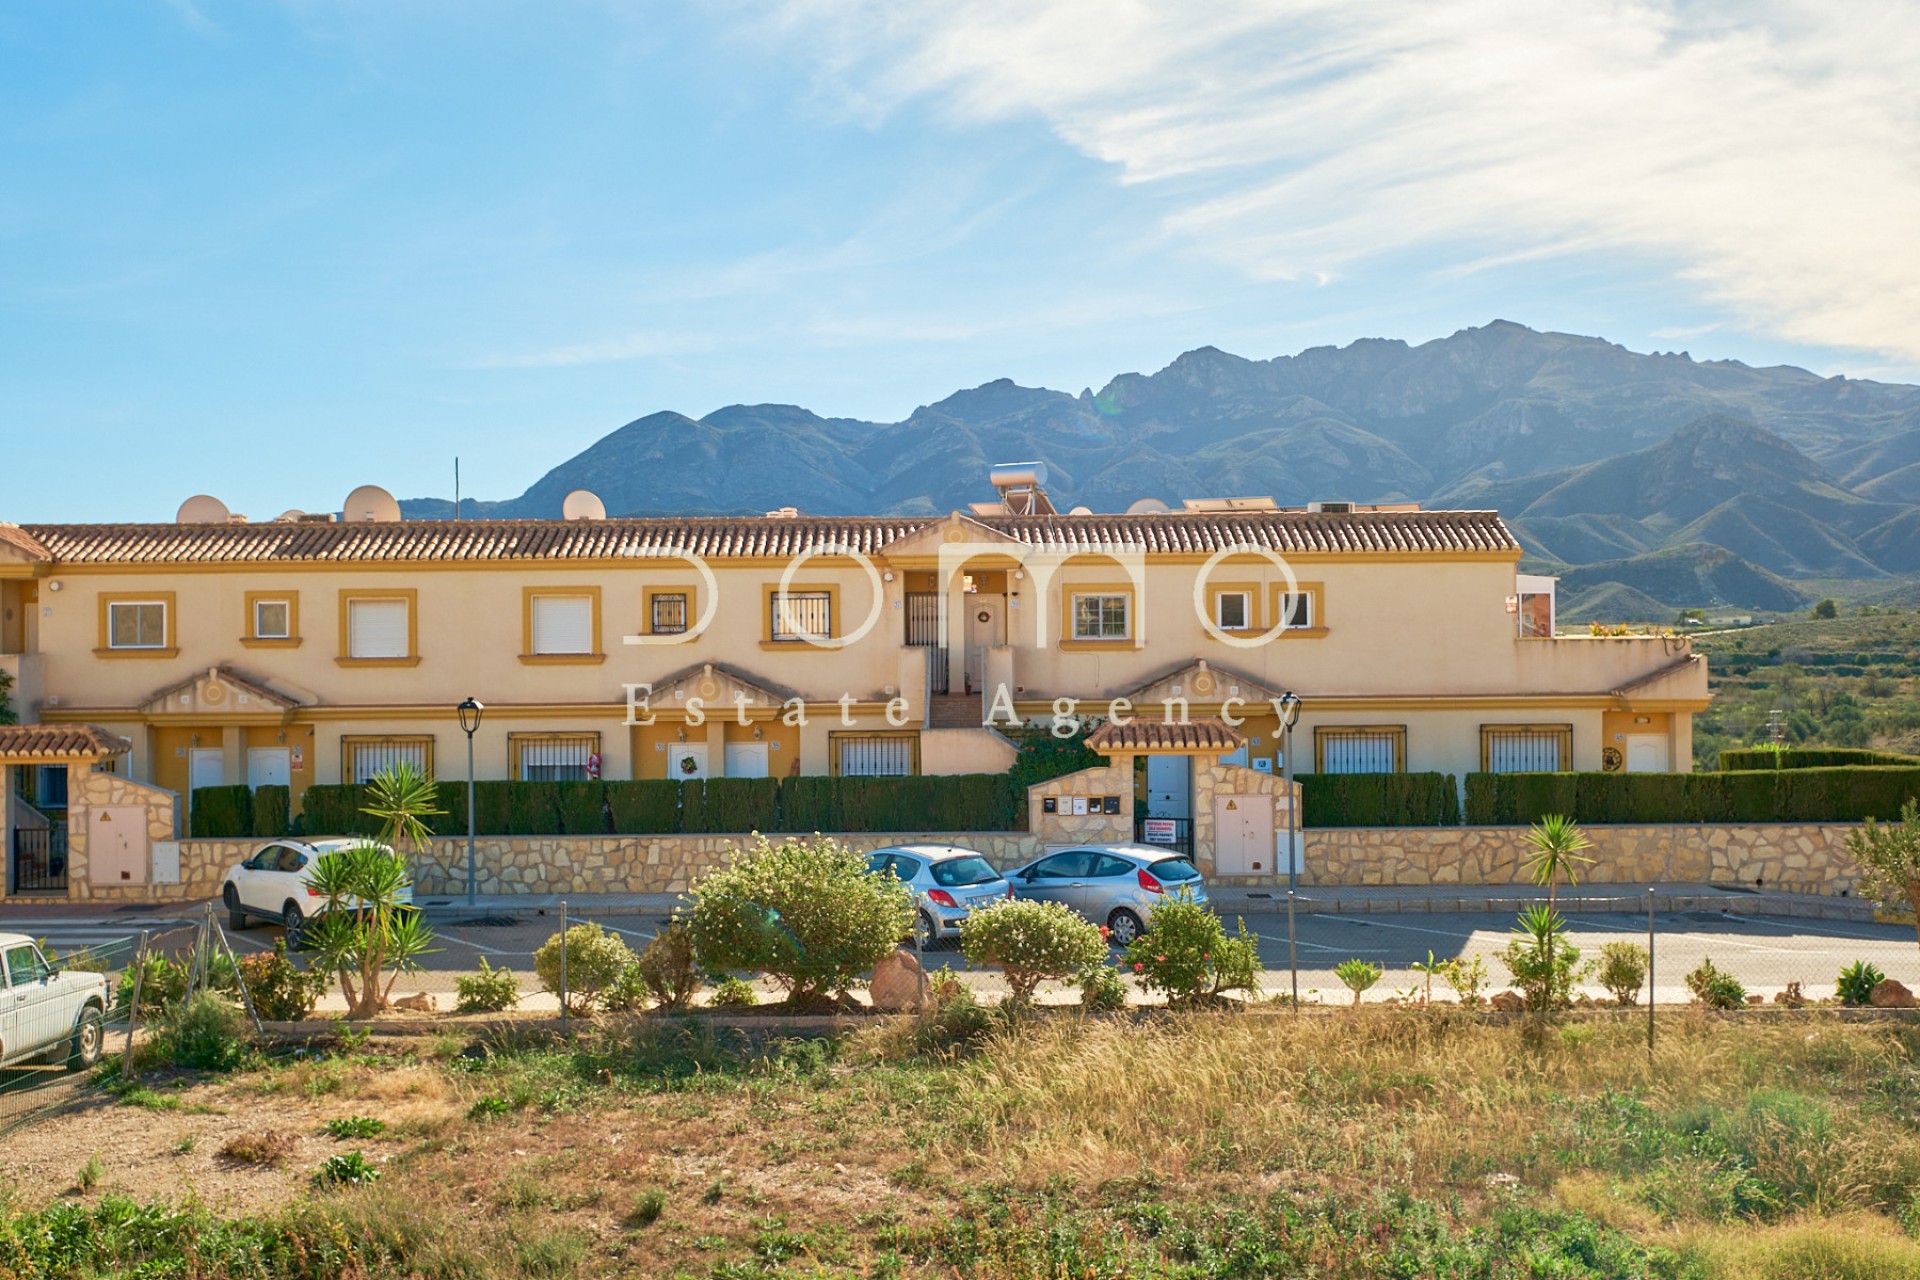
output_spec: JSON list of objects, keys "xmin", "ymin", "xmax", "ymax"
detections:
[
  {"xmin": 348, "ymin": 599, "xmax": 410, "ymax": 659},
  {"xmin": 532, "ymin": 595, "xmax": 594, "ymax": 655}
]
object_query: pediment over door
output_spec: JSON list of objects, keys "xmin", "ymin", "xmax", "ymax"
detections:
[{"xmin": 140, "ymin": 666, "xmax": 305, "ymax": 718}]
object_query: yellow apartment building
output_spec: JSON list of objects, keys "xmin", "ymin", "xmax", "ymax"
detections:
[{"xmin": 0, "ymin": 473, "xmax": 1709, "ymax": 855}]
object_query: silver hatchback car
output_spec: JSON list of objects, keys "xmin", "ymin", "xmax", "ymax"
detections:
[
  {"xmin": 865, "ymin": 845, "xmax": 1013, "ymax": 948},
  {"xmin": 1007, "ymin": 843, "xmax": 1209, "ymax": 946}
]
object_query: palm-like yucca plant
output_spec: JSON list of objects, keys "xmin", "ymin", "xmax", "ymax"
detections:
[
  {"xmin": 1333, "ymin": 958, "xmax": 1383, "ymax": 1009},
  {"xmin": 307, "ymin": 763, "xmax": 441, "ymax": 1019},
  {"xmin": 1522, "ymin": 814, "xmax": 1593, "ymax": 909}
]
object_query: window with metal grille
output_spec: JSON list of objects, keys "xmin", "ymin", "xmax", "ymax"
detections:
[
  {"xmin": 770, "ymin": 591, "xmax": 831, "ymax": 642},
  {"xmin": 347, "ymin": 598, "xmax": 410, "ymax": 659},
  {"xmin": 1314, "ymin": 726, "xmax": 1405, "ymax": 773},
  {"xmin": 650, "ymin": 592, "xmax": 688, "ymax": 635},
  {"xmin": 904, "ymin": 593, "xmax": 942, "ymax": 646},
  {"xmin": 1481, "ymin": 725, "xmax": 1572, "ymax": 773},
  {"xmin": 108, "ymin": 601, "xmax": 167, "ymax": 649},
  {"xmin": 1071, "ymin": 593, "xmax": 1130, "ymax": 640},
  {"xmin": 531, "ymin": 594, "xmax": 594, "ymax": 654},
  {"xmin": 344, "ymin": 737, "xmax": 433, "ymax": 784},
  {"xmin": 1280, "ymin": 591, "xmax": 1314, "ymax": 629},
  {"xmin": 253, "ymin": 599, "xmax": 291, "ymax": 639},
  {"xmin": 1216, "ymin": 592, "xmax": 1250, "ymax": 630},
  {"xmin": 515, "ymin": 733, "xmax": 600, "ymax": 782},
  {"xmin": 836, "ymin": 734, "xmax": 915, "ymax": 777}
]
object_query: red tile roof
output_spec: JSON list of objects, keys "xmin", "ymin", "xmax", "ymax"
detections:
[
  {"xmin": 1086, "ymin": 716, "xmax": 1247, "ymax": 754},
  {"xmin": 0, "ymin": 724, "xmax": 131, "ymax": 761},
  {"xmin": 16, "ymin": 510, "xmax": 1517, "ymax": 565}
]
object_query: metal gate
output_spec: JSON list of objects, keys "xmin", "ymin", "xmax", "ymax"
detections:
[
  {"xmin": 905, "ymin": 592, "xmax": 949, "ymax": 694},
  {"xmin": 10, "ymin": 827, "xmax": 67, "ymax": 892}
]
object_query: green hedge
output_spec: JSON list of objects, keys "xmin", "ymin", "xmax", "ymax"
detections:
[
  {"xmin": 604, "ymin": 780, "xmax": 681, "ymax": 833},
  {"xmin": 1718, "ymin": 747, "xmax": 1918, "ymax": 771},
  {"xmin": 250, "ymin": 785, "xmax": 290, "ymax": 838},
  {"xmin": 1298, "ymin": 773, "xmax": 1460, "ymax": 827},
  {"xmin": 189, "ymin": 785, "xmax": 252, "ymax": 838},
  {"xmin": 1465, "ymin": 767, "xmax": 1920, "ymax": 825}
]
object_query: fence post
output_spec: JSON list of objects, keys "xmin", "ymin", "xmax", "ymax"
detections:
[
  {"xmin": 121, "ymin": 931, "xmax": 150, "ymax": 1082},
  {"xmin": 1647, "ymin": 887, "xmax": 1656, "ymax": 1058},
  {"xmin": 213, "ymin": 916, "xmax": 267, "ymax": 1036},
  {"xmin": 1287, "ymin": 890, "xmax": 1299, "ymax": 1011},
  {"xmin": 559, "ymin": 899, "xmax": 569, "ymax": 1037}
]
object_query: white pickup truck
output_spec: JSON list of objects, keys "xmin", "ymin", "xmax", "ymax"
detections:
[{"xmin": 0, "ymin": 933, "xmax": 109, "ymax": 1072}]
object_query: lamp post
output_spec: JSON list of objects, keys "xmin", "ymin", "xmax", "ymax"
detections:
[
  {"xmin": 1277, "ymin": 691, "xmax": 1302, "ymax": 893},
  {"xmin": 457, "ymin": 697, "xmax": 485, "ymax": 907}
]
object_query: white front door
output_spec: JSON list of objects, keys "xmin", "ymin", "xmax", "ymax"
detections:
[
  {"xmin": 189, "ymin": 748, "xmax": 225, "ymax": 792},
  {"xmin": 723, "ymin": 742, "xmax": 769, "ymax": 779},
  {"xmin": 964, "ymin": 594, "xmax": 1005, "ymax": 693},
  {"xmin": 668, "ymin": 744, "xmax": 709, "ymax": 781},
  {"xmin": 247, "ymin": 748, "xmax": 291, "ymax": 789},
  {"xmin": 1145, "ymin": 755, "xmax": 1191, "ymax": 821},
  {"xmin": 1625, "ymin": 735, "xmax": 1669, "ymax": 773}
]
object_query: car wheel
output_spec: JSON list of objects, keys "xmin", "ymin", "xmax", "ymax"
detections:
[
  {"xmin": 224, "ymin": 883, "xmax": 249, "ymax": 931},
  {"xmin": 283, "ymin": 902, "xmax": 307, "ymax": 951},
  {"xmin": 66, "ymin": 1008, "xmax": 104, "ymax": 1073},
  {"xmin": 916, "ymin": 911, "xmax": 938, "ymax": 952},
  {"xmin": 1107, "ymin": 908, "xmax": 1146, "ymax": 948}
]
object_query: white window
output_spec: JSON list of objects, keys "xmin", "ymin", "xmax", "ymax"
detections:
[
  {"xmin": 1216, "ymin": 592, "xmax": 1251, "ymax": 630},
  {"xmin": 1483, "ymin": 726, "xmax": 1571, "ymax": 773},
  {"xmin": 254, "ymin": 599, "xmax": 291, "ymax": 640},
  {"xmin": 1316, "ymin": 728, "xmax": 1402, "ymax": 773},
  {"xmin": 1280, "ymin": 592, "xmax": 1313, "ymax": 629},
  {"xmin": 517, "ymin": 734, "xmax": 598, "ymax": 781},
  {"xmin": 346, "ymin": 738, "xmax": 431, "ymax": 784},
  {"xmin": 347, "ymin": 598, "xmax": 410, "ymax": 659},
  {"xmin": 771, "ymin": 591, "xmax": 831, "ymax": 642},
  {"xmin": 531, "ymin": 595, "xmax": 594, "ymax": 655},
  {"xmin": 1072, "ymin": 593, "xmax": 1130, "ymax": 641},
  {"xmin": 837, "ymin": 735, "xmax": 914, "ymax": 776},
  {"xmin": 108, "ymin": 601, "xmax": 167, "ymax": 649}
]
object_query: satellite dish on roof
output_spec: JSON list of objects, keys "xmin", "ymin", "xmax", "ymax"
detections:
[
  {"xmin": 1126, "ymin": 498, "xmax": 1171, "ymax": 515},
  {"xmin": 176, "ymin": 495, "xmax": 231, "ymax": 525},
  {"xmin": 274, "ymin": 509, "xmax": 305, "ymax": 523},
  {"xmin": 1068, "ymin": 505, "xmax": 1093, "ymax": 516},
  {"xmin": 342, "ymin": 484, "xmax": 402, "ymax": 523},
  {"xmin": 562, "ymin": 489, "xmax": 607, "ymax": 521}
]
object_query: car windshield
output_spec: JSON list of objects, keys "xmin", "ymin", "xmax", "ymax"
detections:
[
  {"xmin": 930, "ymin": 856, "xmax": 999, "ymax": 887},
  {"xmin": 1150, "ymin": 858, "xmax": 1201, "ymax": 882}
]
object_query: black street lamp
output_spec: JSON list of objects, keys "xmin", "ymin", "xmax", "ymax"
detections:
[
  {"xmin": 457, "ymin": 697, "xmax": 485, "ymax": 906},
  {"xmin": 1277, "ymin": 691, "xmax": 1302, "ymax": 892}
]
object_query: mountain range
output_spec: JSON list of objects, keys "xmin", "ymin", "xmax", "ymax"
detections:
[{"xmin": 403, "ymin": 321, "xmax": 1920, "ymax": 619}]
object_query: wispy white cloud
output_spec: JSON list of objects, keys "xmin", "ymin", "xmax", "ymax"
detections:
[
  {"xmin": 475, "ymin": 330, "xmax": 708, "ymax": 369},
  {"xmin": 763, "ymin": 0, "xmax": 1920, "ymax": 363}
]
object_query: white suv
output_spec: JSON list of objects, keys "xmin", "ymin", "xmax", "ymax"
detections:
[
  {"xmin": 0, "ymin": 933, "xmax": 110, "ymax": 1072},
  {"xmin": 219, "ymin": 838, "xmax": 413, "ymax": 948}
]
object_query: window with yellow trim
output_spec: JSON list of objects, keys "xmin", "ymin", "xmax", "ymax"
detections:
[
  {"xmin": 342, "ymin": 736, "xmax": 434, "ymax": 783},
  {"xmin": 831, "ymin": 731, "xmax": 917, "ymax": 776},
  {"xmin": 243, "ymin": 591, "xmax": 300, "ymax": 646},
  {"xmin": 1313, "ymin": 726, "xmax": 1406, "ymax": 773},
  {"xmin": 96, "ymin": 591, "xmax": 177, "ymax": 656},
  {"xmin": 1480, "ymin": 724, "xmax": 1573, "ymax": 772},
  {"xmin": 769, "ymin": 590, "xmax": 832, "ymax": 642},
  {"xmin": 338, "ymin": 589, "xmax": 418, "ymax": 664},
  {"xmin": 1071, "ymin": 592, "xmax": 1130, "ymax": 641},
  {"xmin": 511, "ymin": 732, "xmax": 601, "ymax": 781}
]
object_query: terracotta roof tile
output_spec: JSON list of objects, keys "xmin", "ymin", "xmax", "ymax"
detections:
[
  {"xmin": 1086, "ymin": 716, "xmax": 1247, "ymax": 754},
  {"xmin": 0, "ymin": 724, "xmax": 131, "ymax": 761},
  {"xmin": 0, "ymin": 523, "xmax": 52, "ymax": 561},
  {"xmin": 16, "ymin": 509, "xmax": 1517, "ymax": 566}
]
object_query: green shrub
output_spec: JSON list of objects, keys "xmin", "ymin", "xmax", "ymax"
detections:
[
  {"xmin": 1122, "ymin": 897, "xmax": 1260, "ymax": 1007},
  {"xmin": 235, "ymin": 939, "xmax": 328, "ymax": 1021},
  {"xmin": 637, "ymin": 921, "xmax": 699, "ymax": 1012},
  {"xmin": 1463, "ymin": 766, "xmax": 1920, "ymax": 825},
  {"xmin": 150, "ymin": 992, "xmax": 252, "ymax": 1071},
  {"xmin": 297, "ymin": 786, "xmax": 380, "ymax": 836},
  {"xmin": 453, "ymin": 957, "xmax": 521, "ymax": 1013},
  {"xmin": 1333, "ymin": 958, "xmax": 1383, "ymax": 1007},
  {"xmin": 115, "ymin": 954, "xmax": 187, "ymax": 1017},
  {"xmin": 687, "ymin": 834, "xmax": 913, "ymax": 1005},
  {"xmin": 532, "ymin": 921, "xmax": 637, "ymax": 1014},
  {"xmin": 313, "ymin": 1150, "xmax": 380, "ymax": 1188},
  {"xmin": 1597, "ymin": 940, "xmax": 1649, "ymax": 1006},
  {"xmin": 189, "ymin": 785, "xmax": 252, "ymax": 838},
  {"xmin": 683, "ymin": 777, "xmax": 781, "ymax": 833},
  {"xmin": 604, "ymin": 780, "xmax": 682, "ymax": 833},
  {"xmin": 775, "ymin": 776, "xmax": 838, "ymax": 832},
  {"xmin": 1720, "ymin": 746, "xmax": 1916, "ymax": 770},
  {"xmin": 1076, "ymin": 961, "xmax": 1128, "ymax": 1013},
  {"xmin": 1298, "ymin": 772, "xmax": 1460, "ymax": 827},
  {"xmin": 250, "ymin": 785, "xmax": 291, "ymax": 838},
  {"xmin": 1687, "ymin": 956, "xmax": 1747, "ymax": 1010},
  {"xmin": 324, "ymin": 1115, "xmax": 386, "ymax": 1139},
  {"xmin": 554, "ymin": 783, "xmax": 608, "ymax": 835},
  {"xmin": 625, "ymin": 1187, "xmax": 668, "ymax": 1228},
  {"xmin": 603, "ymin": 963, "xmax": 652, "ymax": 1014},
  {"xmin": 960, "ymin": 899, "xmax": 1108, "ymax": 1002},
  {"xmin": 1436, "ymin": 954, "xmax": 1489, "ymax": 1006},
  {"xmin": 708, "ymin": 976, "xmax": 759, "ymax": 1009},
  {"xmin": 1500, "ymin": 906, "xmax": 1585, "ymax": 1012},
  {"xmin": 1836, "ymin": 960, "xmax": 1885, "ymax": 1006}
]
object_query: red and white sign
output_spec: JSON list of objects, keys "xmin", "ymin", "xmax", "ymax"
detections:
[{"xmin": 1142, "ymin": 818, "xmax": 1178, "ymax": 844}]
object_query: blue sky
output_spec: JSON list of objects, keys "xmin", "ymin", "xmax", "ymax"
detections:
[{"xmin": 5, "ymin": 1, "xmax": 1916, "ymax": 521}]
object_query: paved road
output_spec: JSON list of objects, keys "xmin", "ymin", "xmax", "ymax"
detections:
[{"xmin": 9, "ymin": 901, "xmax": 1915, "ymax": 1008}]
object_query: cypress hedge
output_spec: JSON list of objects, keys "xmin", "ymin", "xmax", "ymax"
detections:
[
  {"xmin": 1298, "ymin": 772, "xmax": 1459, "ymax": 827},
  {"xmin": 604, "ymin": 780, "xmax": 681, "ymax": 833},
  {"xmin": 1464, "ymin": 767, "xmax": 1920, "ymax": 825},
  {"xmin": 250, "ymin": 785, "xmax": 290, "ymax": 838},
  {"xmin": 189, "ymin": 785, "xmax": 252, "ymax": 838},
  {"xmin": 1718, "ymin": 747, "xmax": 1917, "ymax": 771}
]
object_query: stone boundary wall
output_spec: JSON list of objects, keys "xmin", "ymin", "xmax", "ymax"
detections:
[{"xmin": 1306, "ymin": 823, "xmax": 1862, "ymax": 895}]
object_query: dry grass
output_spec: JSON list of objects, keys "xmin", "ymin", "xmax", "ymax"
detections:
[{"xmin": 217, "ymin": 1128, "xmax": 298, "ymax": 1167}]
